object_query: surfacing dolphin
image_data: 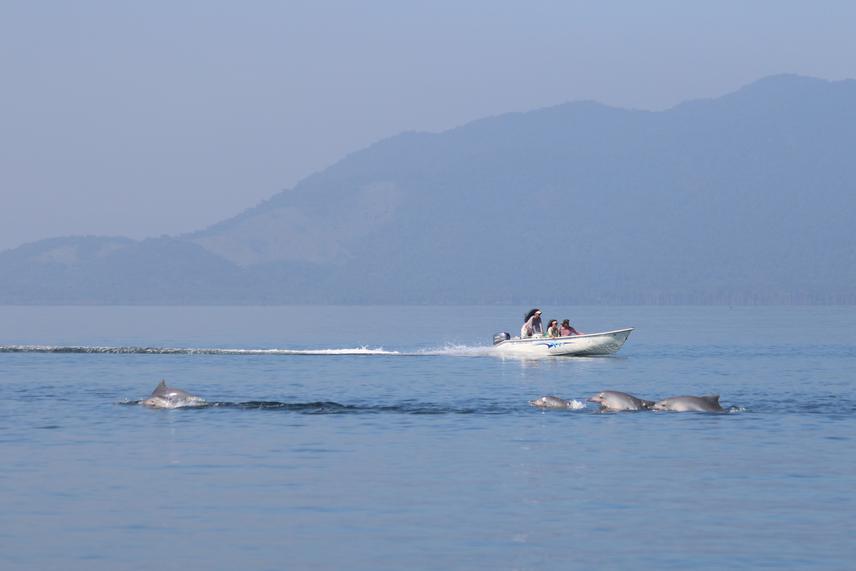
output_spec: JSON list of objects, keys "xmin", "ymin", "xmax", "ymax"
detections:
[
  {"xmin": 529, "ymin": 396, "xmax": 585, "ymax": 410},
  {"xmin": 652, "ymin": 395, "xmax": 724, "ymax": 413},
  {"xmin": 141, "ymin": 380, "xmax": 207, "ymax": 409},
  {"xmin": 588, "ymin": 390, "xmax": 654, "ymax": 412}
]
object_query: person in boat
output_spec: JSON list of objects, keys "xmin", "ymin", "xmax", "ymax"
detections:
[
  {"xmin": 560, "ymin": 319, "xmax": 581, "ymax": 336},
  {"xmin": 521, "ymin": 308, "xmax": 543, "ymax": 338},
  {"xmin": 546, "ymin": 319, "xmax": 560, "ymax": 338}
]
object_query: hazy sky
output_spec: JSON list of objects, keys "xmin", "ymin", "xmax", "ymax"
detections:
[{"xmin": 2, "ymin": 0, "xmax": 855, "ymax": 251}]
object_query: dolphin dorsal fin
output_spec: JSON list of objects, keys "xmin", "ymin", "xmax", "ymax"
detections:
[
  {"xmin": 150, "ymin": 379, "xmax": 167, "ymax": 396},
  {"xmin": 702, "ymin": 395, "xmax": 720, "ymax": 404}
]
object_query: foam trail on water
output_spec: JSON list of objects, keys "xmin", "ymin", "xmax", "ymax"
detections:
[
  {"xmin": 415, "ymin": 344, "xmax": 498, "ymax": 357},
  {"xmin": 0, "ymin": 344, "xmax": 401, "ymax": 356},
  {"xmin": 0, "ymin": 343, "xmax": 587, "ymax": 358}
]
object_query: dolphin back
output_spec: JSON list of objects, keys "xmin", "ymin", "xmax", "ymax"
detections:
[
  {"xmin": 654, "ymin": 394, "xmax": 724, "ymax": 412},
  {"xmin": 150, "ymin": 380, "xmax": 169, "ymax": 397},
  {"xmin": 149, "ymin": 380, "xmax": 193, "ymax": 400},
  {"xmin": 142, "ymin": 380, "xmax": 206, "ymax": 408},
  {"xmin": 594, "ymin": 391, "xmax": 654, "ymax": 411}
]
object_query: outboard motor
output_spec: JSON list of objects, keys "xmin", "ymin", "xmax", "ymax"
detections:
[{"xmin": 493, "ymin": 332, "xmax": 511, "ymax": 345}]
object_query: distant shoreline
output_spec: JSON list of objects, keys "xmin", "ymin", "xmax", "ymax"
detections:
[{"xmin": 1, "ymin": 301, "xmax": 854, "ymax": 307}]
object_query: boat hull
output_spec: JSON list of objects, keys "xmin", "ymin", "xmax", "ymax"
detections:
[{"xmin": 493, "ymin": 328, "xmax": 633, "ymax": 356}]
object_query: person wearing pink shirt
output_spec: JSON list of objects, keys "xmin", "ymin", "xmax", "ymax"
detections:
[{"xmin": 559, "ymin": 319, "xmax": 581, "ymax": 336}]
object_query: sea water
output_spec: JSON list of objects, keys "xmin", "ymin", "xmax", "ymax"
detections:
[{"xmin": 0, "ymin": 305, "xmax": 854, "ymax": 570}]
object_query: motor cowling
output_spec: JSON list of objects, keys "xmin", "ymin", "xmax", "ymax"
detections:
[{"xmin": 493, "ymin": 332, "xmax": 511, "ymax": 345}]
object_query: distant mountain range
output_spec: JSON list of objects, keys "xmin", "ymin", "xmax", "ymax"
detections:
[{"xmin": 2, "ymin": 74, "xmax": 855, "ymax": 304}]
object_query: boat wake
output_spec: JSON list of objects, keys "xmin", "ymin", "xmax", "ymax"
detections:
[
  {"xmin": 0, "ymin": 343, "xmax": 506, "ymax": 357},
  {"xmin": 415, "ymin": 344, "xmax": 499, "ymax": 357},
  {"xmin": 0, "ymin": 344, "xmax": 403, "ymax": 356}
]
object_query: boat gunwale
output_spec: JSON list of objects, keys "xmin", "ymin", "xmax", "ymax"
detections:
[{"xmin": 496, "ymin": 327, "xmax": 634, "ymax": 346}]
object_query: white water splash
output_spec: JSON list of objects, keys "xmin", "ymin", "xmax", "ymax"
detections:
[
  {"xmin": 0, "ymin": 343, "xmax": 597, "ymax": 359},
  {"xmin": 414, "ymin": 344, "xmax": 497, "ymax": 357},
  {"xmin": 0, "ymin": 344, "xmax": 401, "ymax": 356}
]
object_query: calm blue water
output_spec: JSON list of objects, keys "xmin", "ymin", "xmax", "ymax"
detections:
[{"xmin": 1, "ymin": 305, "xmax": 854, "ymax": 570}]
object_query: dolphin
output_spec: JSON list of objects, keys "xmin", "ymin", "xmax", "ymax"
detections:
[
  {"xmin": 588, "ymin": 390, "xmax": 655, "ymax": 411},
  {"xmin": 141, "ymin": 380, "xmax": 207, "ymax": 408},
  {"xmin": 529, "ymin": 395, "xmax": 585, "ymax": 410},
  {"xmin": 652, "ymin": 395, "xmax": 724, "ymax": 412}
]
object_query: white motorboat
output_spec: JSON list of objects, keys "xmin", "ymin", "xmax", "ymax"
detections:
[{"xmin": 492, "ymin": 328, "xmax": 633, "ymax": 356}]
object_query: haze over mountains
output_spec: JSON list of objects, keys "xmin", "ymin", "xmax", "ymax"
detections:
[{"xmin": 3, "ymin": 74, "xmax": 854, "ymax": 304}]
